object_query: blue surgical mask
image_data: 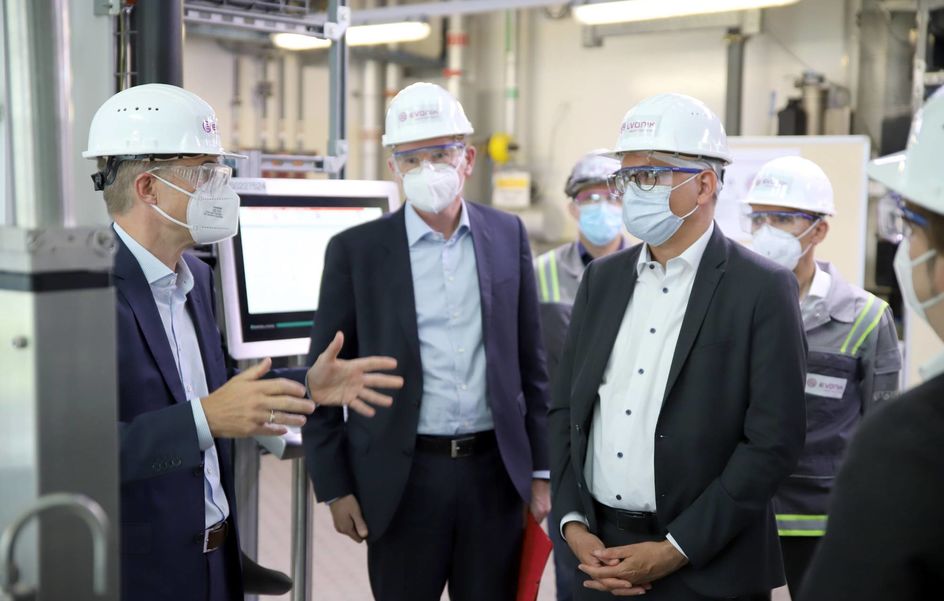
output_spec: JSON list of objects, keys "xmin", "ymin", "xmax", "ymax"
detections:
[
  {"xmin": 621, "ymin": 174, "xmax": 700, "ymax": 247},
  {"xmin": 578, "ymin": 202, "xmax": 623, "ymax": 246}
]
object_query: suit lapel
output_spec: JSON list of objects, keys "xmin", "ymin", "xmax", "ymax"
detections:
[
  {"xmin": 112, "ymin": 234, "xmax": 187, "ymax": 404},
  {"xmin": 382, "ymin": 209, "xmax": 422, "ymax": 363},
  {"xmin": 576, "ymin": 247, "xmax": 641, "ymax": 423},
  {"xmin": 466, "ymin": 203, "xmax": 494, "ymax": 341},
  {"xmin": 184, "ymin": 261, "xmax": 224, "ymax": 393},
  {"xmin": 661, "ymin": 226, "xmax": 728, "ymax": 402}
]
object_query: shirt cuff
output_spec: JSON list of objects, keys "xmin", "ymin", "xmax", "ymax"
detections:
[
  {"xmin": 532, "ymin": 470, "xmax": 550, "ymax": 480},
  {"xmin": 560, "ymin": 512, "xmax": 589, "ymax": 539},
  {"xmin": 189, "ymin": 398, "xmax": 215, "ymax": 452},
  {"xmin": 666, "ymin": 533, "xmax": 688, "ymax": 559}
]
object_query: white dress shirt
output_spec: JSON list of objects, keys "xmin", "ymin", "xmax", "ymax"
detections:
[
  {"xmin": 561, "ymin": 223, "xmax": 715, "ymax": 556},
  {"xmin": 114, "ymin": 224, "xmax": 230, "ymax": 529}
]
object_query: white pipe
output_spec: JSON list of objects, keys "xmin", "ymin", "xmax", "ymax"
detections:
[
  {"xmin": 363, "ymin": 0, "xmax": 381, "ymax": 179},
  {"xmin": 446, "ymin": 14, "xmax": 466, "ymax": 100},
  {"xmin": 504, "ymin": 10, "xmax": 518, "ymax": 138}
]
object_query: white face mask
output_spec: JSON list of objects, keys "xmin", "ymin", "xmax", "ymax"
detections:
[
  {"xmin": 894, "ymin": 238, "xmax": 944, "ymax": 325},
  {"xmin": 750, "ymin": 220, "xmax": 819, "ymax": 271},
  {"xmin": 621, "ymin": 173, "xmax": 700, "ymax": 247},
  {"xmin": 150, "ymin": 174, "xmax": 241, "ymax": 245},
  {"xmin": 403, "ymin": 162, "xmax": 463, "ymax": 214}
]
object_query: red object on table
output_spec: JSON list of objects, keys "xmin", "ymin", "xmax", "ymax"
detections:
[{"xmin": 516, "ymin": 513, "xmax": 554, "ymax": 601}]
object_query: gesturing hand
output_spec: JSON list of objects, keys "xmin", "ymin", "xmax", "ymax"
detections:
[{"xmin": 306, "ymin": 331, "xmax": 404, "ymax": 417}]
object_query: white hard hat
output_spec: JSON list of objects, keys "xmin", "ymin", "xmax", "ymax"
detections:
[
  {"xmin": 565, "ymin": 150, "xmax": 621, "ymax": 197},
  {"xmin": 743, "ymin": 156, "xmax": 835, "ymax": 215},
  {"xmin": 382, "ymin": 82, "xmax": 474, "ymax": 147},
  {"xmin": 868, "ymin": 87, "xmax": 944, "ymax": 216},
  {"xmin": 83, "ymin": 83, "xmax": 245, "ymax": 159},
  {"xmin": 612, "ymin": 93, "xmax": 732, "ymax": 165}
]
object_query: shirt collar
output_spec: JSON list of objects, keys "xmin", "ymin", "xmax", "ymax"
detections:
[
  {"xmin": 113, "ymin": 223, "xmax": 194, "ymax": 293},
  {"xmin": 636, "ymin": 222, "xmax": 714, "ymax": 276},
  {"xmin": 807, "ymin": 264, "xmax": 832, "ymax": 301},
  {"xmin": 404, "ymin": 200, "xmax": 471, "ymax": 247}
]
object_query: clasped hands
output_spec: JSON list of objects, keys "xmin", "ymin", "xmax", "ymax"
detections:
[{"xmin": 564, "ymin": 522, "xmax": 688, "ymax": 597}]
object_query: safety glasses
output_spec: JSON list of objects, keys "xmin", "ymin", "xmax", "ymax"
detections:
[
  {"xmin": 607, "ymin": 166, "xmax": 703, "ymax": 196},
  {"xmin": 877, "ymin": 193, "xmax": 929, "ymax": 243},
  {"xmin": 148, "ymin": 162, "xmax": 232, "ymax": 193},
  {"xmin": 392, "ymin": 142, "xmax": 466, "ymax": 174},
  {"xmin": 740, "ymin": 208, "xmax": 820, "ymax": 234},
  {"xmin": 573, "ymin": 189, "xmax": 620, "ymax": 206}
]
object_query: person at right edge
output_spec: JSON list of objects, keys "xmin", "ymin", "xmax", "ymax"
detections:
[
  {"xmin": 740, "ymin": 156, "xmax": 902, "ymax": 595},
  {"xmin": 800, "ymin": 88, "xmax": 944, "ymax": 601},
  {"xmin": 549, "ymin": 93, "xmax": 807, "ymax": 601}
]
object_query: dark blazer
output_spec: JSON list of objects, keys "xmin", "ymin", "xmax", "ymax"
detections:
[
  {"xmin": 800, "ymin": 372, "xmax": 944, "ymax": 601},
  {"xmin": 113, "ymin": 234, "xmax": 243, "ymax": 601},
  {"xmin": 302, "ymin": 202, "xmax": 550, "ymax": 542},
  {"xmin": 549, "ymin": 225, "xmax": 807, "ymax": 598}
]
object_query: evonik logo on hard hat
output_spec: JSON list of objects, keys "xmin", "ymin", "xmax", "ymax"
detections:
[
  {"xmin": 620, "ymin": 117, "xmax": 659, "ymax": 138},
  {"xmin": 400, "ymin": 108, "xmax": 442, "ymax": 124},
  {"xmin": 202, "ymin": 118, "xmax": 218, "ymax": 134}
]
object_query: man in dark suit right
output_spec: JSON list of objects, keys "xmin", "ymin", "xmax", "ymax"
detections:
[{"xmin": 550, "ymin": 93, "xmax": 807, "ymax": 600}]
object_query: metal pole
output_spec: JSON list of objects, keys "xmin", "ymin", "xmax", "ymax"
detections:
[
  {"xmin": 290, "ymin": 458, "xmax": 313, "ymax": 601},
  {"xmin": 3, "ymin": 0, "xmax": 73, "ymax": 228},
  {"xmin": 329, "ymin": 0, "xmax": 348, "ymax": 180},
  {"xmin": 131, "ymin": 0, "xmax": 183, "ymax": 86},
  {"xmin": 724, "ymin": 27, "xmax": 746, "ymax": 137}
]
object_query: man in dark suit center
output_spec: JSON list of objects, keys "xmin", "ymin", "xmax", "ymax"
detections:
[
  {"xmin": 85, "ymin": 83, "xmax": 403, "ymax": 601},
  {"xmin": 302, "ymin": 82, "xmax": 552, "ymax": 600},
  {"xmin": 550, "ymin": 93, "xmax": 808, "ymax": 600}
]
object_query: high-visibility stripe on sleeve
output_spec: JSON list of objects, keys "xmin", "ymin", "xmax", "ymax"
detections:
[
  {"xmin": 548, "ymin": 252, "xmax": 561, "ymax": 303},
  {"xmin": 537, "ymin": 254, "xmax": 550, "ymax": 303},
  {"xmin": 850, "ymin": 299, "xmax": 889, "ymax": 355},
  {"xmin": 840, "ymin": 295, "xmax": 876, "ymax": 355}
]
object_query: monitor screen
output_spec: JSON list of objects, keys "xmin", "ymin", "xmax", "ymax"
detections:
[{"xmin": 219, "ymin": 178, "xmax": 400, "ymax": 360}]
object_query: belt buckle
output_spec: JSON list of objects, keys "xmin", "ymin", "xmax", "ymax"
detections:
[
  {"xmin": 450, "ymin": 436, "xmax": 475, "ymax": 459},
  {"xmin": 203, "ymin": 521, "xmax": 225, "ymax": 554}
]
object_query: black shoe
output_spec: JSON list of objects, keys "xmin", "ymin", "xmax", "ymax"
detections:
[{"xmin": 241, "ymin": 551, "xmax": 293, "ymax": 596}]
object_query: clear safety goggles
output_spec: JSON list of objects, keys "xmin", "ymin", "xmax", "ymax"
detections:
[
  {"xmin": 607, "ymin": 165, "xmax": 703, "ymax": 196},
  {"xmin": 740, "ymin": 208, "xmax": 820, "ymax": 234},
  {"xmin": 877, "ymin": 193, "xmax": 929, "ymax": 243},
  {"xmin": 148, "ymin": 162, "xmax": 232, "ymax": 193},
  {"xmin": 573, "ymin": 188, "xmax": 620, "ymax": 206},
  {"xmin": 391, "ymin": 142, "xmax": 466, "ymax": 174}
]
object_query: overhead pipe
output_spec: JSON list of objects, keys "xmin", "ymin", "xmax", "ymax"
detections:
[
  {"xmin": 446, "ymin": 14, "xmax": 467, "ymax": 100},
  {"xmin": 131, "ymin": 0, "xmax": 183, "ymax": 86}
]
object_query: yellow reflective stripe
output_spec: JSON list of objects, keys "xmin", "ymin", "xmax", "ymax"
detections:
[
  {"xmin": 778, "ymin": 529, "xmax": 826, "ymax": 536},
  {"xmin": 840, "ymin": 295, "xmax": 876, "ymax": 355},
  {"xmin": 548, "ymin": 253, "xmax": 561, "ymax": 303},
  {"xmin": 850, "ymin": 300, "xmax": 889, "ymax": 355},
  {"xmin": 776, "ymin": 514, "xmax": 828, "ymax": 520},
  {"xmin": 537, "ymin": 254, "xmax": 550, "ymax": 302}
]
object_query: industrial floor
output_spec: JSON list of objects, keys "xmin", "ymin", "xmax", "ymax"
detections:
[{"xmin": 255, "ymin": 454, "xmax": 791, "ymax": 601}]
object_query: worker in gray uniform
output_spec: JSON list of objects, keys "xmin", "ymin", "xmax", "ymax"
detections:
[
  {"xmin": 740, "ymin": 155, "xmax": 902, "ymax": 596},
  {"xmin": 534, "ymin": 151, "xmax": 623, "ymax": 601}
]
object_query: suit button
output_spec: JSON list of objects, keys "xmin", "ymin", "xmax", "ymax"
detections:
[
  {"xmin": 574, "ymin": 424, "xmax": 581, "ymax": 432},
  {"xmin": 577, "ymin": 482, "xmax": 582, "ymax": 489}
]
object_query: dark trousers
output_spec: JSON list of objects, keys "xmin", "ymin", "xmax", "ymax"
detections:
[
  {"xmin": 367, "ymin": 443, "xmax": 524, "ymax": 601},
  {"xmin": 780, "ymin": 536, "xmax": 820, "ymax": 596},
  {"xmin": 206, "ymin": 525, "xmax": 241, "ymax": 601},
  {"xmin": 573, "ymin": 508, "xmax": 770, "ymax": 601},
  {"xmin": 550, "ymin": 508, "xmax": 577, "ymax": 601}
]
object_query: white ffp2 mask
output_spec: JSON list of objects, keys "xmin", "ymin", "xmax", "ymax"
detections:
[
  {"xmin": 403, "ymin": 162, "xmax": 463, "ymax": 214},
  {"xmin": 894, "ymin": 238, "xmax": 944, "ymax": 324},
  {"xmin": 150, "ymin": 174, "xmax": 241, "ymax": 245},
  {"xmin": 750, "ymin": 221, "xmax": 818, "ymax": 271}
]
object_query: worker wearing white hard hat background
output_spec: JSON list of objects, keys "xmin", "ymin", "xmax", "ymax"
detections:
[
  {"xmin": 86, "ymin": 83, "xmax": 401, "ymax": 601},
  {"xmin": 550, "ymin": 93, "xmax": 807, "ymax": 600},
  {"xmin": 533, "ymin": 150, "xmax": 625, "ymax": 601},
  {"xmin": 302, "ymin": 81, "xmax": 552, "ymax": 600},
  {"xmin": 799, "ymin": 88, "xmax": 944, "ymax": 601},
  {"xmin": 741, "ymin": 156, "xmax": 901, "ymax": 596}
]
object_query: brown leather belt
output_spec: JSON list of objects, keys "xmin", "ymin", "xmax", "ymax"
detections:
[
  {"xmin": 203, "ymin": 519, "xmax": 229, "ymax": 554},
  {"xmin": 415, "ymin": 430, "xmax": 497, "ymax": 458}
]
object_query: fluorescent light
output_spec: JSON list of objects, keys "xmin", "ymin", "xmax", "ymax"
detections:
[
  {"xmin": 271, "ymin": 32, "xmax": 331, "ymax": 51},
  {"xmin": 346, "ymin": 21, "xmax": 431, "ymax": 46},
  {"xmin": 573, "ymin": 0, "xmax": 802, "ymax": 25}
]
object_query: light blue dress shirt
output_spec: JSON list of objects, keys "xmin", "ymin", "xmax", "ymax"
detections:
[
  {"xmin": 405, "ymin": 202, "xmax": 494, "ymax": 436},
  {"xmin": 114, "ymin": 224, "xmax": 230, "ymax": 529}
]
